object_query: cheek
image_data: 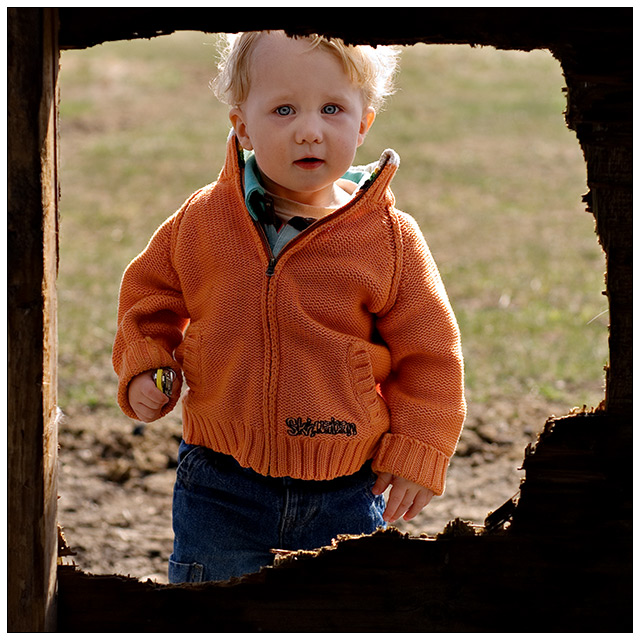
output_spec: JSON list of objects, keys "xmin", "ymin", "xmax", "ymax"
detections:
[
  {"xmin": 335, "ymin": 120, "xmax": 365, "ymax": 149},
  {"xmin": 255, "ymin": 140, "xmax": 287, "ymax": 170},
  {"xmin": 334, "ymin": 134, "xmax": 360, "ymax": 160},
  {"xmin": 252, "ymin": 151, "xmax": 284, "ymax": 186}
]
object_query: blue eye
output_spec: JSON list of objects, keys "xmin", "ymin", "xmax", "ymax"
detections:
[
  {"xmin": 322, "ymin": 104, "xmax": 340, "ymax": 115},
  {"xmin": 275, "ymin": 105, "xmax": 293, "ymax": 116}
]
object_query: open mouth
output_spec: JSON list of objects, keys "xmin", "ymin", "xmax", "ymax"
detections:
[{"xmin": 294, "ymin": 157, "xmax": 324, "ymax": 170}]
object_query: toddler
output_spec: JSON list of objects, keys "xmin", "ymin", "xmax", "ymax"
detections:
[{"xmin": 112, "ymin": 30, "xmax": 466, "ymax": 583}]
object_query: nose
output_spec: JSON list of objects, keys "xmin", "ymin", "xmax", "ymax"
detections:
[{"xmin": 295, "ymin": 113, "xmax": 323, "ymax": 145}]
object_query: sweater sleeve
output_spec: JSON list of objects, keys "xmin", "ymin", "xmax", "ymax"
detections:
[
  {"xmin": 372, "ymin": 213, "xmax": 466, "ymax": 495},
  {"xmin": 112, "ymin": 211, "xmax": 189, "ymax": 420}
]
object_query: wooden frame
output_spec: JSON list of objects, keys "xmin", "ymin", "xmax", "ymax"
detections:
[
  {"xmin": 7, "ymin": 8, "xmax": 631, "ymax": 632},
  {"xmin": 8, "ymin": 8, "xmax": 59, "ymax": 631}
]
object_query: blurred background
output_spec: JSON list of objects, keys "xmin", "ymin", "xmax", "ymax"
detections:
[{"xmin": 57, "ymin": 32, "xmax": 608, "ymax": 581}]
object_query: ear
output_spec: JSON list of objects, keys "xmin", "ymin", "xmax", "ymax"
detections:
[
  {"xmin": 229, "ymin": 107, "xmax": 253, "ymax": 150},
  {"xmin": 357, "ymin": 107, "xmax": 376, "ymax": 147}
]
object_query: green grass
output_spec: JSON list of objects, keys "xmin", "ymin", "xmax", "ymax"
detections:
[{"xmin": 58, "ymin": 33, "xmax": 607, "ymax": 420}]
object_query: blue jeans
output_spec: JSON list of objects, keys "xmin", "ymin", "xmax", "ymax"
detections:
[{"xmin": 168, "ymin": 440, "xmax": 386, "ymax": 583}]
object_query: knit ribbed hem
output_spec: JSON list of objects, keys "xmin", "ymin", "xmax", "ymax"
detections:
[
  {"xmin": 371, "ymin": 432, "xmax": 451, "ymax": 496},
  {"xmin": 182, "ymin": 411, "xmax": 382, "ymax": 481}
]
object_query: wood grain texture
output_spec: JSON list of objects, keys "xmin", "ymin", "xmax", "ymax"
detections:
[{"xmin": 7, "ymin": 8, "xmax": 59, "ymax": 632}]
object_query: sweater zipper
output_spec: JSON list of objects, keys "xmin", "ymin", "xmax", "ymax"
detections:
[
  {"xmin": 250, "ymin": 206, "xmax": 278, "ymax": 465},
  {"xmin": 253, "ymin": 185, "xmax": 371, "ymax": 468},
  {"xmin": 260, "ymin": 187, "xmax": 369, "ymax": 277},
  {"xmin": 253, "ymin": 203, "xmax": 277, "ymax": 277},
  {"xmin": 266, "ymin": 256, "xmax": 276, "ymax": 277}
]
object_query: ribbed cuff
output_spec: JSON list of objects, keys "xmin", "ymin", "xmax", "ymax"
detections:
[
  {"xmin": 116, "ymin": 338, "xmax": 182, "ymax": 419},
  {"xmin": 371, "ymin": 432, "xmax": 451, "ymax": 496}
]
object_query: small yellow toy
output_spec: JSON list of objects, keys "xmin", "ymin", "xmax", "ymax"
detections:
[{"xmin": 153, "ymin": 368, "xmax": 176, "ymax": 397}]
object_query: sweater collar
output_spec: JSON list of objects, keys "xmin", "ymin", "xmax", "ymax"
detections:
[
  {"xmin": 229, "ymin": 132, "xmax": 400, "ymax": 221},
  {"xmin": 244, "ymin": 153, "xmax": 267, "ymax": 222}
]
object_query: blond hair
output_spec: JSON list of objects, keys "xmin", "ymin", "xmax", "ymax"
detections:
[{"xmin": 211, "ymin": 31, "xmax": 400, "ymax": 112}]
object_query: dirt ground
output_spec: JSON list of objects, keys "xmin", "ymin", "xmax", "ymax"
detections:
[{"xmin": 57, "ymin": 394, "xmax": 574, "ymax": 583}]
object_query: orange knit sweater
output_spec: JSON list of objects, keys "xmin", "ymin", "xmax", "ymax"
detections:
[{"xmin": 113, "ymin": 134, "xmax": 466, "ymax": 495}]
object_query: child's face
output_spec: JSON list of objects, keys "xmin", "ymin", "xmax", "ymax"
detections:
[{"xmin": 230, "ymin": 33, "xmax": 375, "ymax": 208}]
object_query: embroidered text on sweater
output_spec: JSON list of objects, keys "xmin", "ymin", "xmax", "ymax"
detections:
[{"xmin": 286, "ymin": 417, "xmax": 358, "ymax": 437}]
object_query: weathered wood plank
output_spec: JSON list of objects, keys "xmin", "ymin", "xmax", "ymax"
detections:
[
  {"xmin": 555, "ymin": 17, "xmax": 632, "ymax": 421},
  {"xmin": 56, "ymin": 7, "xmax": 631, "ymax": 51},
  {"xmin": 57, "ymin": 526, "xmax": 631, "ymax": 632},
  {"xmin": 7, "ymin": 7, "xmax": 59, "ymax": 632}
]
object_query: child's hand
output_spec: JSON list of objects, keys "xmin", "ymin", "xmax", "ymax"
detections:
[
  {"xmin": 128, "ymin": 371, "xmax": 170, "ymax": 423},
  {"xmin": 371, "ymin": 472, "xmax": 435, "ymax": 522}
]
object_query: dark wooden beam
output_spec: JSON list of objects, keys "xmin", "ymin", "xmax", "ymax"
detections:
[
  {"xmin": 7, "ymin": 7, "xmax": 60, "ymax": 632},
  {"xmin": 58, "ymin": 7, "xmax": 630, "ymax": 51},
  {"xmin": 57, "ymin": 524, "xmax": 631, "ymax": 632}
]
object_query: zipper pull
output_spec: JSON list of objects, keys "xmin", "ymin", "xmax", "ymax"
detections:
[{"xmin": 266, "ymin": 257, "xmax": 276, "ymax": 277}]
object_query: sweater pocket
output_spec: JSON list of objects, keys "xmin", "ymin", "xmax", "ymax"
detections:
[
  {"xmin": 176, "ymin": 325, "xmax": 202, "ymax": 391},
  {"xmin": 348, "ymin": 343, "xmax": 388, "ymax": 428}
]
